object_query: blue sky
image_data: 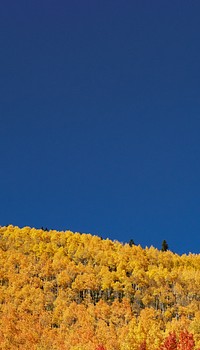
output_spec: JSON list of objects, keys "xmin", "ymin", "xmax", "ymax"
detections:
[{"xmin": 1, "ymin": 1, "xmax": 200, "ymax": 255}]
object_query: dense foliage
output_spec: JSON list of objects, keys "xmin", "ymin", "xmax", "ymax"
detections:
[{"xmin": 0, "ymin": 225, "xmax": 200, "ymax": 349}]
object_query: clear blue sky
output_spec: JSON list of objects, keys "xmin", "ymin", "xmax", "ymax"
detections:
[{"xmin": 1, "ymin": 1, "xmax": 200, "ymax": 255}]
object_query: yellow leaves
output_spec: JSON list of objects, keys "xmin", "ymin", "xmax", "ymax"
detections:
[
  {"xmin": 57, "ymin": 270, "xmax": 72, "ymax": 288},
  {"xmin": 120, "ymin": 316, "xmax": 138, "ymax": 350},
  {"xmin": 109, "ymin": 299, "xmax": 132, "ymax": 327},
  {"xmin": 2, "ymin": 225, "xmax": 200, "ymax": 349},
  {"xmin": 136, "ymin": 308, "xmax": 163, "ymax": 350},
  {"xmin": 52, "ymin": 250, "xmax": 71, "ymax": 271},
  {"xmin": 95, "ymin": 319, "xmax": 118, "ymax": 350},
  {"xmin": 190, "ymin": 311, "xmax": 200, "ymax": 348},
  {"xmin": 142, "ymin": 289, "xmax": 155, "ymax": 307},
  {"xmin": 164, "ymin": 309, "xmax": 173, "ymax": 321},
  {"xmin": 72, "ymin": 272, "xmax": 98, "ymax": 292},
  {"xmin": 94, "ymin": 299, "xmax": 111, "ymax": 322},
  {"xmin": 99, "ymin": 266, "xmax": 113, "ymax": 291},
  {"xmin": 16, "ymin": 284, "xmax": 44, "ymax": 314},
  {"xmin": 113, "ymin": 307, "xmax": 162, "ymax": 350}
]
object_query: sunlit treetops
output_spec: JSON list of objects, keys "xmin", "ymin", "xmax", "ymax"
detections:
[{"xmin": 0, "ymin": 225, "xmax": 200, "ymax": 350}]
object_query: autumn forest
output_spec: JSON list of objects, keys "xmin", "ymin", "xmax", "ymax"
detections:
[{"xmin": 1, "ymin": 225, "xmax": 200, "ymax": 350}]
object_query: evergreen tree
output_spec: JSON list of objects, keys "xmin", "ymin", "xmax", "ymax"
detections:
[
  {"xmin": 129, "ymin": 239, "xmax": 135, "ymax": 247},
  {"xmin": 161, "ymin": 239, "xmax": 168, "ymax": 251}
]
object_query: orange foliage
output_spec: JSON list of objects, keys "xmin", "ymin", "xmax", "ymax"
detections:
[{"xmin": 0, "ymin": 225, "xmax": 200, "ymax": 349}]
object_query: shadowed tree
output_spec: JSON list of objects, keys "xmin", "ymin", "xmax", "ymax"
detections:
[
  {"xmin": 129, "ymin": 239, "xmax": 135, "ymax": 247},
  {"xmin": 161, "ymin": 240, "xmax": 168, "ymax": 252}
]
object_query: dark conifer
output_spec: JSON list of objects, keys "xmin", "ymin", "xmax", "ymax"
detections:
[
  {"xmin": 129, "ymin": 239, "xmax": 135, "ymax": 247},
  {"xmin": 161, "ymin": 239, "xmax": 168, "ymax": 251}
]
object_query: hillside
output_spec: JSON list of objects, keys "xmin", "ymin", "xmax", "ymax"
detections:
[{"xmin": 0, "ymin": 225, "xmax": 200, "ymax": 350}]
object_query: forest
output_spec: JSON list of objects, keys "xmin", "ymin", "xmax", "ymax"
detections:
[{"xmin": 0, "ymin": 225, "xmax": 200, "ymax": 350}]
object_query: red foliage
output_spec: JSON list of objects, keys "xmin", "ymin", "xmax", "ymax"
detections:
[
  {"xmin": 139, "ymin": 340, "xmax": 147, "ymax": 350},
  {"xmin": 160, "ymin": 330, "xmax": 195, "ymax": 350},
  {"xmin": 178, "ymin": 331, "xmax": 195, "ymax": 350},
  {"xmin": 160, "ymin": 332, "xmax": 178, "ymax": 350},
  {"xmin": 96, "ymin": 346, "xmax": 107, "ymax": 350}
]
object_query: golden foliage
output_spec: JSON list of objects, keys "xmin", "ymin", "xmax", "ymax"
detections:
[{"xmin": 0, "ymin": 225, "xmax": 200, "ymax": 349}]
